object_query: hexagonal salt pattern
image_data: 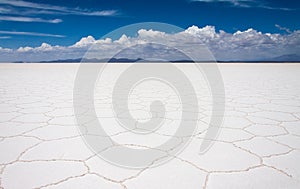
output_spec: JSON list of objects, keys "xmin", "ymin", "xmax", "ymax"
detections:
[{"xmin": 0, "ymin": 63, "xmax": 300, "ymax": 189}]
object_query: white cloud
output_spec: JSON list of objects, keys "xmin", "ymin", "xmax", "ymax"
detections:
[
  {"xmin": 72, "ymin": 36, "xmax": 96, "ymax": 48},
  {"xmin": 0, "ymin": 36, "xmax": 11, "ymax": 39},
  {"xmin": 190, "ymin": 0, "xmax": 293, "ymax": 10},
  {"xmin": 0, "ymin": 47, "xmax": 12, "ymax": 53},
  {"xmin": 0, "ymin": 16, "xmax": 62, "ymax": 23},
  {"xmin": 185, "ymin": 25, "xmax": 217, "ymax": 39},
  {"xmin": 0, "ymin": 7, "xmax": 10, "ymax": 13},
  {"xmin": 138, "ymin": 29, "xmax": 166, "ymax": 38},
  {"xmin": 35, "ymin": 43, "xmax": 54, "ymax": 51},
  {"xmin": 191, "ymin": 0, "xmax": 253, "ymax": 5},
  {"xmin": 0, "ymin": 31, "xmax": 64, "ymax": 38},
  {"xmin": 0, "ymin": 0, "xmax": 118, "ymax": 16},
  {"xmin": 275, "ymin": 24, "xmax": 292, "ymax": 34},
  {"xmin": 1, "ymin": 25, "xmax": 300, "ymax": 62},
  {"xmin": 17, "ymin": 43, "xmax": 60, "ymax": 52},
  {"xmin": 190, "ymin": 0, "xmax": 254, "ymax": 8},
  {"xmin": 115, "ymin": 34, "xmax": 130, "ymax": 45},
  {"xmin": 17, "ymin": 46, "xmax": 33, "ymax": 52}
]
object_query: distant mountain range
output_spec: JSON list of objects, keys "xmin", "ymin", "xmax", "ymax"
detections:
[
  {"xmin": 218, "ymin": 54, "xmax": 300, "ymax": 63},
  {"xmin": 269, "ymin": 54, "xmax": 300, "ymax": 62},
  {"xmin": 13, "ymin": 54, "xmax": 300, "ymax": 63},
  {"xmin": 41, "ymin": 58, "xmax": 144, "ymax": 63},
  {"xmin": 18, "ymin": 58, "xmax": 196, "ymax": 63}
]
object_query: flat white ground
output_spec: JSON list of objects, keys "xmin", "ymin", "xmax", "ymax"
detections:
[{"xmin": 0, "ymin": 63, "xmax": 300, "ymax": 189}]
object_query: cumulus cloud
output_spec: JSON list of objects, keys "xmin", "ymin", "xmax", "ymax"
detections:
[
  {"xmin": 71, "ymin": 36, "xmax": 96, "ymax": 48},
  {"xmin": 17, "ymin": 46, "xmax": 33, "ymax": 53},
  {"xmin": 1, "ymin": 25, "xmax": 300, "ymax": 62},
  {"xmin": 0, "ymin": 47, "xmax": 12, "ymax": 53}
]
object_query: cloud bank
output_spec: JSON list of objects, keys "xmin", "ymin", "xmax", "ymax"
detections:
[{"xmin": 0, "ymin": 25, "xmax": 299, "ymax": 62}]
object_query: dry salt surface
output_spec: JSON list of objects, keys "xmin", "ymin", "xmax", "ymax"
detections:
[{"xmin": 0, "ymin": 63, "xmax": 300, "ymax": 189}]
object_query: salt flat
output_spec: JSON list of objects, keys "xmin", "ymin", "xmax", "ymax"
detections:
[{"xmin": 0, "ymin": 63, "xmax": 300, "ymax": 189}]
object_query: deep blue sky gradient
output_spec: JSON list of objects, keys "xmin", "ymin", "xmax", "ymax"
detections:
[{"xmin": 0, "ymin": 0, "xmax": 299, "ymax": 49}]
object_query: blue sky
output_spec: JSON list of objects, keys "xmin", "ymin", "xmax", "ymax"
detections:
[{"xmin": 0, "ymin": 0, "xmax": 299, "ymax": 61}]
